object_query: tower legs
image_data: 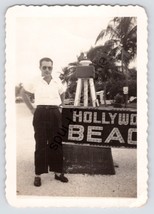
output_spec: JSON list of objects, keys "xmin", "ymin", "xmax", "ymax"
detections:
[{"xmin": 74, "ymin": 78, "xmax": 99, "ymax": 107}]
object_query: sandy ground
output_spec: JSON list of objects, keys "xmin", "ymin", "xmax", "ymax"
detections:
[{"xmin": 16, "ymin": 103, "xmax": 137, "ymax": 197}]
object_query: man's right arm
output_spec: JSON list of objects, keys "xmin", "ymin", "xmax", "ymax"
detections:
[{"xmin": 20, "ymin": 88, "xmax": 35, "ymax": 114}]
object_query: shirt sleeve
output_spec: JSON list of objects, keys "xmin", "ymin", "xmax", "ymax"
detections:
[{"xmin": 55, "ymin": 78, "xmax": 65, "ymax": 95}]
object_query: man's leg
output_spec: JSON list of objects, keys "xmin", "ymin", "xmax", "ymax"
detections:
[
  {"xmin": 33, "ymin": 108, "xmax": 48, "ymax": 186},
  {"xmin": 48, "ymin": 108, "xmax": 68, "ymax": 183}
]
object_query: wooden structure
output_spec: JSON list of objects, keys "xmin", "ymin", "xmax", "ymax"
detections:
[{"xmin": 74, "ymin": 60, "xmax": 99, "ymax": 107}]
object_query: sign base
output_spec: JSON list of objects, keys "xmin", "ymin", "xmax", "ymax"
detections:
[{"xmin": 63, "ymin": 143, "xmax": 115, "ymax": 175}]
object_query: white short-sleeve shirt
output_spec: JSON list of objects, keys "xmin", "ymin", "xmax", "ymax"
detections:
[{"xmin": 24, "ymin": 76, "xmax": 65, "ymax": 106}]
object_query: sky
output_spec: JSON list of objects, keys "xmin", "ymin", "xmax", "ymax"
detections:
[{"xmin": 15, "ymin": 16, "xmax": 111, "ymax": 84}]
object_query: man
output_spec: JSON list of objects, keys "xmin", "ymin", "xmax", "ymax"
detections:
[{"xmin": 21, "ymin": 57, "xmax": 68, "ymax": 187}]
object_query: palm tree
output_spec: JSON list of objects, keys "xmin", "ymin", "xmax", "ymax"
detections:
[
  {"xmin": 87, "ymin": 42, "xmax": 123, "ymax": 105},
  {"xmin": 96, "ymin": 17, "xmax": 137, "ymax": 70},
  {"xmin": 59, "ymin": 63, "xmax": 78, "ymax": 99},
  {"xmin": 95, "ymin": 17, "xmax": 137, "ymax": 106}
]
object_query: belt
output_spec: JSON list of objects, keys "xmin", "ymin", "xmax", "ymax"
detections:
[{"xmin": 37, "ymin": 105, "xmax": 59, "ymax": 109}]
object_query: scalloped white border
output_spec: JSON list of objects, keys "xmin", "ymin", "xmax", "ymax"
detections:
[{"xmin": 5, "ymin": 5, "xmax": 148, "ymax": 207}]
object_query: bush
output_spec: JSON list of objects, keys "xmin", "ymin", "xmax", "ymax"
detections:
[{"xmin": 113, "ymin": 93, "xmax": 124, "ymax": 108}]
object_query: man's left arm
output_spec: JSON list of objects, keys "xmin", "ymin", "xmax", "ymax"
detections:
[
  {"xmin": 60, "ymin": 92, "xmax": 65, "ymax": 106},
  {"xmin": 57, "ymin": 77, "xmax": 66, "ymax": 106}
]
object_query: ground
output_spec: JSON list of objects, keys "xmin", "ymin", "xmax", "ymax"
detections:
[{"xmin": 16, "ymin": 103, "xmax": 137, "ymax": 197}]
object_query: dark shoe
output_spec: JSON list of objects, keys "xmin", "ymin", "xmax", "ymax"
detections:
[
  {"xmin": 55, "ymin": 174, "xmax": 68, "ymax": 183},
  {"xmin": 34, "ymin": 177, "xmax": 41, "ymax": 187},
  {"xmin": 114, "ymin": 162, "xmax": 119, "ymax": 168}
]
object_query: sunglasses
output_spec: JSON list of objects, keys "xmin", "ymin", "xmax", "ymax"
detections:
[{"xmin": 42, "ymin": 66, "xmax": 52, "ymax": 71}]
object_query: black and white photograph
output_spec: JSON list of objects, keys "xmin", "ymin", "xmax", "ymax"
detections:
[{"xmin": 5, "ymin": 5, "xmax": 147, "ymax": 207}]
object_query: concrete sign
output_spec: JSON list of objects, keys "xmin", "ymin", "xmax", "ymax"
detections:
[{"xmin": 62, "ymin": 107, "xmax": 137, "ymax": 148}]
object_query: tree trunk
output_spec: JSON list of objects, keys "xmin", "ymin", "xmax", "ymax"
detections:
[
  {"xmin": 103, "ymin": 82, "xmax": 107, "ymax": 106},
  {"xmin": 121, "ymin": 48, "xmax": 129, "ymax": 107},
  {"xmin": 124, "ymin": 64, "xmax": 129, "ymax": 108},
  {"xmin": 121, "ymin": 49, "xmax": 124, "ymax": 74}
]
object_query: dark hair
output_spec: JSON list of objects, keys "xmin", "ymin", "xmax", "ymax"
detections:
[{"xmin": 39, "ymin": 57, "xmax": 53, "ymax": 67}]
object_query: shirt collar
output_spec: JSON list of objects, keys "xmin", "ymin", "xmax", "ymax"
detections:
[{"xmin": 41, "ymin": 75, "xmax": 53, "ymax": 84}]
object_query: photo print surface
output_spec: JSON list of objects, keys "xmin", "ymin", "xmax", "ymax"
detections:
[{"xmin": 5, "ymin": 5, "xmax": 147, "ymax": 207}]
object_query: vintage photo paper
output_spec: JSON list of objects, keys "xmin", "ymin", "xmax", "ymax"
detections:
[{"xmin": 5, "ymin": 5, "xmax": 148, "ymax": 207}]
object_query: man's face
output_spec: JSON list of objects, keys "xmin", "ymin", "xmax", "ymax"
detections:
[{"xmin": 40, "ymin": 60, "xmax": 53, "ymax": 78}]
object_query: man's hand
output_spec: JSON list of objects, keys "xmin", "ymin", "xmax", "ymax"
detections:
[
  {"xmin": 59, "ymin": 105, "xmax": 63, "ymax": 113},
  {"xmin": 30, "ymin": 108, "xmax": 36, "ymax": 115},
  {"xmin": 21, "ymin": 88, "xmax": 36, "ymax": 114}
]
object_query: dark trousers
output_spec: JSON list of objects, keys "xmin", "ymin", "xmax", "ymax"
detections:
[{"xmin": 33, "ymin": 106, "xmax": 63, "ymax": 175}]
